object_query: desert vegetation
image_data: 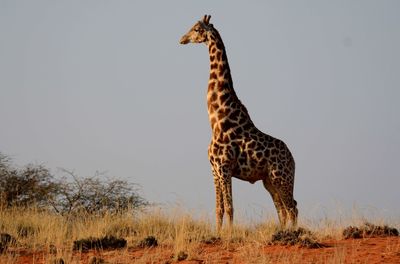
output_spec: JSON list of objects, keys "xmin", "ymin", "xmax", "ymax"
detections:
[
  {"xmin": 1, "ymin": 153, "xmax": 399, "ymax": 263},
  {"xmin": 0, "ymin": 153, "xmax": 148, "ymax": 214},
  {"xmin": 0, "ymin": 205, "xmax": 399, "ymax": 263}
]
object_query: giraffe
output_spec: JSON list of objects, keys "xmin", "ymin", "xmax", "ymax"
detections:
[{"xmin": 180, "ymin": 15, "xmax": 298, "ymax": 231}]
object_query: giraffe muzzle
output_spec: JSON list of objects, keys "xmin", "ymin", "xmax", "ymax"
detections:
[{"xmin": 180, "ymin": 35, "xmax": 190, "ymax": 45}]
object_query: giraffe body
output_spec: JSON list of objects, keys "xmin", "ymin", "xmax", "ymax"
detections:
[{"xmin": 180, "ymin": 15, "xmax": 298, "ymax": 231}]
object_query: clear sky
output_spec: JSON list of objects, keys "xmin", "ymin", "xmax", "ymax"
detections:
[{"xmin": 1, "ymin": 1, "xmax": 399, "ymax": 222}]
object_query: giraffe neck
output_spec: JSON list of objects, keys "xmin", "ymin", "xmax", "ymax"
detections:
[{"xmin": 206, "ymin": 29, "xmax": 253, "ymax": 136}]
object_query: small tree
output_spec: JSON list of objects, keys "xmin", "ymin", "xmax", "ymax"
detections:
[
  {"xmin": 0, "ymin": 154, "xmax": 57, "ymax": 208},
  {"xmin": 0, "ymin": 153, "xmax": 148, "ymax": 214},
  {"xmin": 52, "ymin": 169, "xmax": 148, "ymax": 215}
]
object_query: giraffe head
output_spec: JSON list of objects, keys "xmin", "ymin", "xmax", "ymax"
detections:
[{"xmin": 180, "ymin": 15, "xmax": 213, "ymax": 45}]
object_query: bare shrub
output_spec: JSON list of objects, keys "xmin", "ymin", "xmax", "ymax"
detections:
[
  {"xmin": 138, "ymin": 236, "xmax": 158, "ymax": 248},
  {"xmin": 270, "ymin": 228, "xmax": 324, "ymax": 248},
  {"xmin": 175, "ymin": 251, "xmax": 188, "ymax": 261},
  {"xmin": 50, "ymin": 258, "xmax": 65, "ymax": 264},
  {"xmin": 0, "ymin": 154, "xmax": 57, "ymax": 208},
  {"xmin": 0, "ymin": 153, "xmax": 148, "ymax": 215},
  {"xmin": 0, "ymin": 233, "xmax": 16, "ymax": 253},
  {"xmin": 51, "ymin": 169, "xmax": 148, "ymax": 215},
  {"xmin": 343, "ymin": 222, "xmax": 399, "ymax": 239},
  {"xmin": 73, "ymin": 235, "xmax": 127, "ymax": 251}
]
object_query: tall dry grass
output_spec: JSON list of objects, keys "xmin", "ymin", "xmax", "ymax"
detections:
[{"xmin": 0, "ymin": 205, "xmax": 398, "ymax": 263}]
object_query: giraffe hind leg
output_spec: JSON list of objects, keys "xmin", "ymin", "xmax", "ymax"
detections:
[
  {"xmin": 287, "ymin": 198, "xmax": 298, "ymax": 227},
  {"xmin": 280, "ymin": 172, "xmax": 297, "ymax": 228},
  {"xmin": 277, "ymin": 199, "xmax": 288, "ymax": 228},
  {"xmin": 279, "ymin": 192, "xmax": 298, "ymax": 228},
  {"xmin": 262, "ymin": 179, "xmax": 288, "ymax": 228},
  {"xmin": 266, "ymin": 167, "xmax": 298, "ymax": 229}
]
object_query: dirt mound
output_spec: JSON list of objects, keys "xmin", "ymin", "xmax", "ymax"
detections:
[
  {"xmin": 175, "ymin": 250, "xmax": 188, "ymax": 261},
  {"xmin": 343, "ymin": 222, "xmax": 399, "ymax": 239},
  {"xmin": 200, "ymin": 236, "xmax": 221, "ymax": 245},
  {"xmin": 270, "ymin": 228, "xmax": 324, "ymax": 248},
  {"xmin": 0, "ymin": 233, "xmax": 16, "ymax": 253},
  {"xmin": 137, "ymin": 236, "xmax": 158, "ymax": 248},
  {"xmin": 73, "ymin": 236, "xmax": 127, "ymax": 251}
]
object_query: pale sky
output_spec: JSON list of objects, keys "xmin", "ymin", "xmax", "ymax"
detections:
[{"xmin": 1, "ymin": 1, "xmax": 399, "ymax": 222}]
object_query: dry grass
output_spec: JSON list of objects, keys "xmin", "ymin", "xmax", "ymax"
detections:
[{"xmin": 0, "ymin": 206, "xmax": 398, "ymax": 263}]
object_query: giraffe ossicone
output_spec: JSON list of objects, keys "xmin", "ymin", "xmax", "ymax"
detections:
[{"xmin": 180, "ymin": 15, "xmax": 298, "ymax": 231}]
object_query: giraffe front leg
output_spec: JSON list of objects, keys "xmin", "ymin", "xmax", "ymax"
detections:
[
  {"xmin": 218, "ymin": 164, "xmax": 234, "ymax": 231},
  {"xmin": 213, "ymin": 176, "xmax": 224, "ymax": 233},
  {"xmin": 222, "ymin": 177, "xmax": 233, "ymax": 231}
]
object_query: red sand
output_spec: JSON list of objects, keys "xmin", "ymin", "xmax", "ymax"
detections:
[{"xmin": 10, "ymin": 236, "xmax": 400, "ymax": 264}]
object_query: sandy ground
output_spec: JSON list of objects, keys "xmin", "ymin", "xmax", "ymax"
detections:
[{"xmin": 7, "ymin": 236, "xmax": 400, "ymax": 264}]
